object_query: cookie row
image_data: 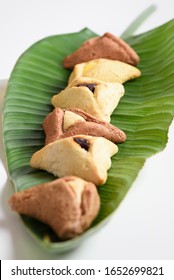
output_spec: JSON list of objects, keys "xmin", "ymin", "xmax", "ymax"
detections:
[
  {"xmin": 52, "ymin": 59, "xmax": 140, "ymax": 122},
  {"xmin": 29, "ymin": 57, "xmax": 140, "ymax": 184},
  {"xmin": 9, "ymin": 32, "xmax": 141, "ymax": 240}
]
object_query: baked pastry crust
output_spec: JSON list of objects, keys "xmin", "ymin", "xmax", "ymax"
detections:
[
  {"xmin": 51, "ymin": 77, "xmax": 124, "ymax": 122},
  {"xmin": 63, "ymin": 32, "xmax": 139, "ymax": 69},
  {"xmin": 68, "ymin": 58, "xmax": 141, "ymax": 84},
  {"xmin": 43, "ymin": 107, "xmax": 126, "ymax": 145},
  {"xmin": 9, "ymin": 176, "xmax": 100, "ymax": 240},
  {"xmin": 30, "ymin": 135, "xmax": 118, "ymax": 186}
]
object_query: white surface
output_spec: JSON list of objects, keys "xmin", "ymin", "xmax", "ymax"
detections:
[{"xmin": 0, "ymin": 0, "xmax": 174, "ymax": 260}]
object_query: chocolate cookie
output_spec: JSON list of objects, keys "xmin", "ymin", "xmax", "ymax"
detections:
[
  {"xmin": 63, "ymin": 32, "xmax": 139, "ymax": 69},
  {"xmin": 43, "ymin": 107, "xmax": 126, "ymax": 145},
  {"xmin": 9, "ymin": 176, "xmax": 100, "ymax": 240}
]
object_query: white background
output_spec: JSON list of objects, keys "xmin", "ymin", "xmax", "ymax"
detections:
[{"xmin": 0, "ymin": 0, "xmax": 174, "ymax": 260}]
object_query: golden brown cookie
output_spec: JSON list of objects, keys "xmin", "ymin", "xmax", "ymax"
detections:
[
  {"xmin": 68, "ymin": 58, "xmax": 141, "ymax": 84},
  {"xmin": 43, "ymin": 107, "xmax": 126, "ymax": 145},
  {"xmin": 9, "ymin": 176, "xmax": 100, "ymax": 240},
  {"xmin": 63, "ymin": 32, "xmax": 139, "ymax": 69},
  {"xmin": 30, "ymin": 135, "xmax": 118, "ymax": 186},
  {"xmin": 51, "ymin": 77, "xmax": 124, "ymax": 122}
]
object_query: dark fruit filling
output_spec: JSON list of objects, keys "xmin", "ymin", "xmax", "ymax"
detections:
[
  {"xmin": 77, "ymin": 83, "xmax": 97, "ymax": 93},
  {"xmin": 73, "ymin": 137, "xmax": 90, "ymax": 151}
]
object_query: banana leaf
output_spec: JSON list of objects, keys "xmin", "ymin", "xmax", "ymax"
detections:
[{"xmin": 3, "ymin": 19, "xmax": 174, "ymax": 252}]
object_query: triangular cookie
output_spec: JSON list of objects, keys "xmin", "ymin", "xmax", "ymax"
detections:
[
  {"xmin": 30, "ymin": 135, "xmax": 118, "ymax": 186},
  {"xmin": 43, "ymin": 107, "xmax": 126, "ymax": 145},
  {"xmin": 51, "ymin": 77, "xmax": 124, "ymax": 122},
  {"xmin": 9, "ymin": 176, "xmax": 100, "ymax": 240},
  {"xmin": 63, "ymin": 32, "xmax": 139, "ymax": 69},
  {"xmin": 68, "ymin": 58, "xmax": 141, "ymax": 84}
]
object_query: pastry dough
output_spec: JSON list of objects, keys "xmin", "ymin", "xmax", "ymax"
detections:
[
  {"xmin": 30, "ymin": 135, "xmax": 118, "ymax": 186},
  {"xmin": 63, "ymin": 32, "xmax": 139, "ymax": 69},
  {"xmin": 51, "ymin": 77, "xmax": 124, "ymax": 122},
  {"xmin": 43, "ymin": 107, "xmax": 126, "ymax": 145},
  {"xmin": 9, "ymin": 176, "xmax": 100, "ymax": 240},
  {"xmin": 68, "ymin": 58, "xmax": 141, "ymax": 84}
]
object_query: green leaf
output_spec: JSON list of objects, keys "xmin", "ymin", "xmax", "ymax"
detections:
[
  {"xmin": 3, "ymin": 20, "xmax": 174, "ymax": 252},
  {"xmin": 121, "ymin": 4, "xmax": 157, "ymax": 39}
]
